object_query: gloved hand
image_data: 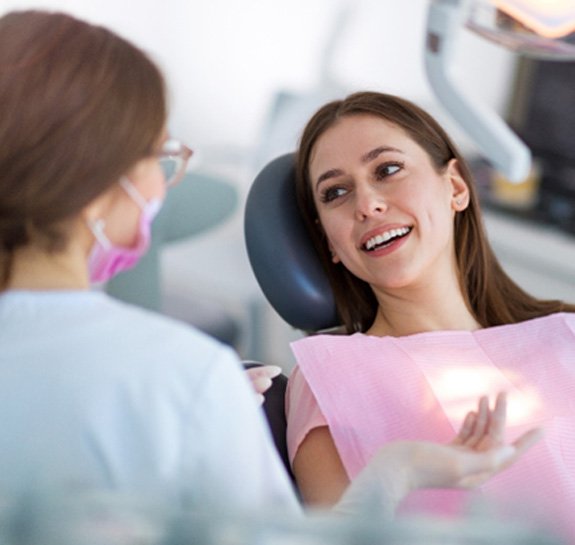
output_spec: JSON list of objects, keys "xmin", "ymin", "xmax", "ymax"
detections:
[
  {"xmin": 333, "ymin": 392, "xmax": 543, "ymax": 518},
  {"xmin": 243, "ymin": 363, "xmax": 283, "ymax": 405}
]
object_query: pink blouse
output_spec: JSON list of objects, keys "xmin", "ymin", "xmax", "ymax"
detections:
[{"xmin": 286, "ymin": 313, "xmax": 575, "ymax": 540}]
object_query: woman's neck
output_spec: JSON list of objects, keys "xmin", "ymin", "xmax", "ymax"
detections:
[
  {"xmin": 366, "ymin": 270, "xmax": 481, "ymax": 337},
  {"xmin": 8, "ymin": 243, "xmax": 90, "ymax": 291}
]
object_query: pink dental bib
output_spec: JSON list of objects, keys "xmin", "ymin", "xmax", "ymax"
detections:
[{"xmin": 289, "ymin": 313, "xmax": 575, "ymax": 539}]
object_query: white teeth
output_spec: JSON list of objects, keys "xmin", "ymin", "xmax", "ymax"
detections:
[{"xmin": 365, "ymin": 227, "xmax": 411, "ymax": 250}]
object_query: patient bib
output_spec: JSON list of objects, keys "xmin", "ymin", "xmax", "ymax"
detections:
[{"xmin": 290, "ymin": 313, "xmax": 575, "ymax": 539}]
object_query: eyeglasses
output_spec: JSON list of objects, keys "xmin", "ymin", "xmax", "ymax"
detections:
[{"xmin": 158, "ymin": 138, "xmax": 193, "ymax": 187}]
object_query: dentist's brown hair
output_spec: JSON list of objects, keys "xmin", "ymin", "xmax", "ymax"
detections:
[{"xmin": 0, "ymin": 10, "xmax": 167, "ymax": 288}]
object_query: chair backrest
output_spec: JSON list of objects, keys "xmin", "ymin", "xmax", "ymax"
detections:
[
  {"xmin": 242, "ymin": 362, "xmax": 295, "ymax": 486},
  {"xmin": 244, "ymin": 153, "xmax": 339, "ymax": 332}
]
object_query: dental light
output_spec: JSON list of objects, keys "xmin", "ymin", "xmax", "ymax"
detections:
[{"xmin": 425, "ymin": 0, "xmax": 575, "ymax": 183}]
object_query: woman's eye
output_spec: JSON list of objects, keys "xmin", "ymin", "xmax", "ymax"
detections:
[
  {"xmin": 375, "ymin": 162, "xmax": 402, "ymax": 179},
  {"xmin": 320, "ymin": 186, "xmax": 347, "ymax": 203}
]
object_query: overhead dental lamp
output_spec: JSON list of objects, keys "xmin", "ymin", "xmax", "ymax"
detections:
[{"xmin": 425, "ymin": 0, "xmax": 575, "ymax": 182}]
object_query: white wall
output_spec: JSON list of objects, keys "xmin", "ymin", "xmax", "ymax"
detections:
[{"xmin": 1, "ymin": 0, "xmax": 517, "ymax": 161}]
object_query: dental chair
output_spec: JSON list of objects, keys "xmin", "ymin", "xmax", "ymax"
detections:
[
  {"xmin": 242, "ymin": 360, "xmax": 294, "ymax": 486},
  {"xmin": 244, "ymin": 153, "xmax": 338, "ymax": 333},
  {"xmin": 243, "ymin": 153, "xmax": 340, "ymax": 488}
]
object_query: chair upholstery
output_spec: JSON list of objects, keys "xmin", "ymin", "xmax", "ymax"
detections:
[
  {"xmin": 244, "ymin": 153, "xmax": 339, "ymax": 332},
  {"xmin": 243, "ymin": 362, "xmax": 296, "ymax": 487}
]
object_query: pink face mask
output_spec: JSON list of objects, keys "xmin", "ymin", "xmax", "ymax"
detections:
[{"xmin": 87, "ymin": 178, "xmax": 163, "ymax": 284}]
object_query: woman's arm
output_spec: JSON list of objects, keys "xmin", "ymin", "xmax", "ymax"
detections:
[{"xmin": 292, "ymin": 426, "xmax": 350, "ymax": 507}]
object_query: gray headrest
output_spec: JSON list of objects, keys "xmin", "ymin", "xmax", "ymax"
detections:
[{"xmin": 244, "ymin": 153, "xmax": 338, "ymax": 331}]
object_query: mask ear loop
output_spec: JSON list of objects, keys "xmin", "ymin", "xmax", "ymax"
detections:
[
  {"xmin": 87, "ymin": 177, "xmax": 147, "ymax": 251},
  {"xmin": 87, "ymin": 218, "xmax": 111, "ymax": 250},
  {"xmin": 119, "ymin": 177, "xmax": 148, "ymax": 210}
]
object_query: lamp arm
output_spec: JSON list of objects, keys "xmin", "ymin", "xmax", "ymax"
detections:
[{"xmin": 425, "ymin": 0, "xmax": 531, "ymax": 182}]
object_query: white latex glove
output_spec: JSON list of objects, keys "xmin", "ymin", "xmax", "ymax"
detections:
[
  {"xmin": 334, "ymin": 393, "xmax": 543, "ymax": 518},
  {"xmin": 243, "ymin": 363, "xmax": 283, "ymax": 405}
]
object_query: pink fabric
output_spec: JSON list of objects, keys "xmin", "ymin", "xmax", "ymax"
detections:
[{"xmin": 287, "ymin": 313, "xmax": 575, "ymax": 540}]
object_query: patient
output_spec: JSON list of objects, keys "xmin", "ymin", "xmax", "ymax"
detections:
[{"xmin": 286, "ymin": 91, "xmax": 575, "ymax": 537}]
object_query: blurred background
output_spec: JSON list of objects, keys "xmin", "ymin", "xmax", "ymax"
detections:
[{"xmin": 3, "ymin": 0, "xmax": 575, "ymax": 370}]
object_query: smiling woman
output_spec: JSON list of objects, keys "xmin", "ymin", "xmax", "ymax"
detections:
[
  {"xmin": 307, "ymin": 114, "xmax": 470, "ymax": 321},
  {"xmin": 294, "ymin": 91, "xmax": 575, "ymax": 334},
  {"xmin": 286, "ymin": 91, "xmax": 575, "ymax": 540}
]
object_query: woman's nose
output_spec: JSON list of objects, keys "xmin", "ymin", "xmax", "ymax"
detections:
[{"xmin": 354, "ymin": 185, "xmax": 388, "ymax": 221}]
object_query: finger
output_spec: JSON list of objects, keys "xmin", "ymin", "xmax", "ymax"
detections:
[
  {"xmin": 259, "ymin": 364, "xmax": 282, "ymax": 378},
  {"xmin": 511, "ymin": 427, "xmax": 544, "ymax": 460},
  {"xmin": 255, "ymin": 393, "xmax": 265, "ymax": 406},
  {"xmin": 465, "ymin": 428, "xmax": 543, "ymax": 482},
  {"xmin": 246, "ymin": 365, "xmax": 282, "ymax": 380},
  {"xmin": 466, "ymin": 396, "xmax": 489, "ymax": 447},
  {"xmin": 486, "ymin": 391, "xmax": 507, "ymax": 445},
  {"xmin": 250, "ymin": 376, "xmax": 273, "ymax": 395},
  {"xmin": 452, "ymin": 411, "xmax": 476, "ymax": 445},
  {"xmin": 458, "ymin": 428, "xmax": 543, "ymax": 487}
]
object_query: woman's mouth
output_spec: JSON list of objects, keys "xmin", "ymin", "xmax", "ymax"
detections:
[{"xmin": 362, "ymin": 226, "xmax": 412, "ymax": 252}]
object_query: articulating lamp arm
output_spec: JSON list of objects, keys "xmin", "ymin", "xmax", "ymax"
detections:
[{"xmin": 425, "ymin": 0, "xmax": 531, "ymax": 182}]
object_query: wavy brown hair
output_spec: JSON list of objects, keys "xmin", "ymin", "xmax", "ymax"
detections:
[
  {"xmin": 0, "ymin": 10, "xmax": 167, "ymax": 289},
  {"xmin": 295, "ymin": 91, "xmax": 575, "ymax": 333}
]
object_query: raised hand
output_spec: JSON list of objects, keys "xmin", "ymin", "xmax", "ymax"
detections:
[{"xmin": 335, "ymin": 393, "xmax": 543, "ymax": 517}]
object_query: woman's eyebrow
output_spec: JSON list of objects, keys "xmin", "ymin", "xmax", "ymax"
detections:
[
  {"xmin": 316, "ymin": 168, "xmax": 343, "ymax": 188},
  {"xmin": 315, "ymin": 146, "xmax": 403, "ymax": 188},
  {"xmin": 361, "ymin": 146, "xmax": 402, "ymax": 163}
]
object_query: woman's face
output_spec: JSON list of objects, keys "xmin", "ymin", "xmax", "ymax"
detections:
[{"xmin": 308, "ymin": 114, "xmax": 468, "ymax": 293}]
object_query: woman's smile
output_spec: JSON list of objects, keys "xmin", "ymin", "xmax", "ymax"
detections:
[{"xmin": 361, "ymin": 225, "xmax": 413, "ymax": 253}]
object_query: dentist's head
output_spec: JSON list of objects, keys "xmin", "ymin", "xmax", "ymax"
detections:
[{"xmin": 0, "ymin": 10, "xmax": 190, "ymax": 289}]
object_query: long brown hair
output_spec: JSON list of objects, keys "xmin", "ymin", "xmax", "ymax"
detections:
[
  {"xmin": 0, "ymin": 10, "xmax": 167, "ymax": 289},
  {"xmin": 295, "ymin": 91, "xmax": 575, "ymax": 333}
]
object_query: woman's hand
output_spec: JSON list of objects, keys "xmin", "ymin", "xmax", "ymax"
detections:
[
  {"xmin": 243, "ymin": 363, "xmax": 282, "ymax": 405},
  {"xmin": 452, "ymin": 391, "xmax": 509, "ymax": 451},
  {"xmin": 334, "ymin": 393, "xmax": 543, "ymax": 517},
  {"xmin": 394, "ymin": 392, "xmax": 543, "ymax": 492}
]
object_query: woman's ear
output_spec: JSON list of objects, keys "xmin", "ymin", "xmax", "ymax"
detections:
[
  {"xmin": 80, "ymin": 186, "xmax": 117, "ymax": 224},
  {"xmin": 446, "ymin": 159, "xmax": 469, "ymax": 211}
]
